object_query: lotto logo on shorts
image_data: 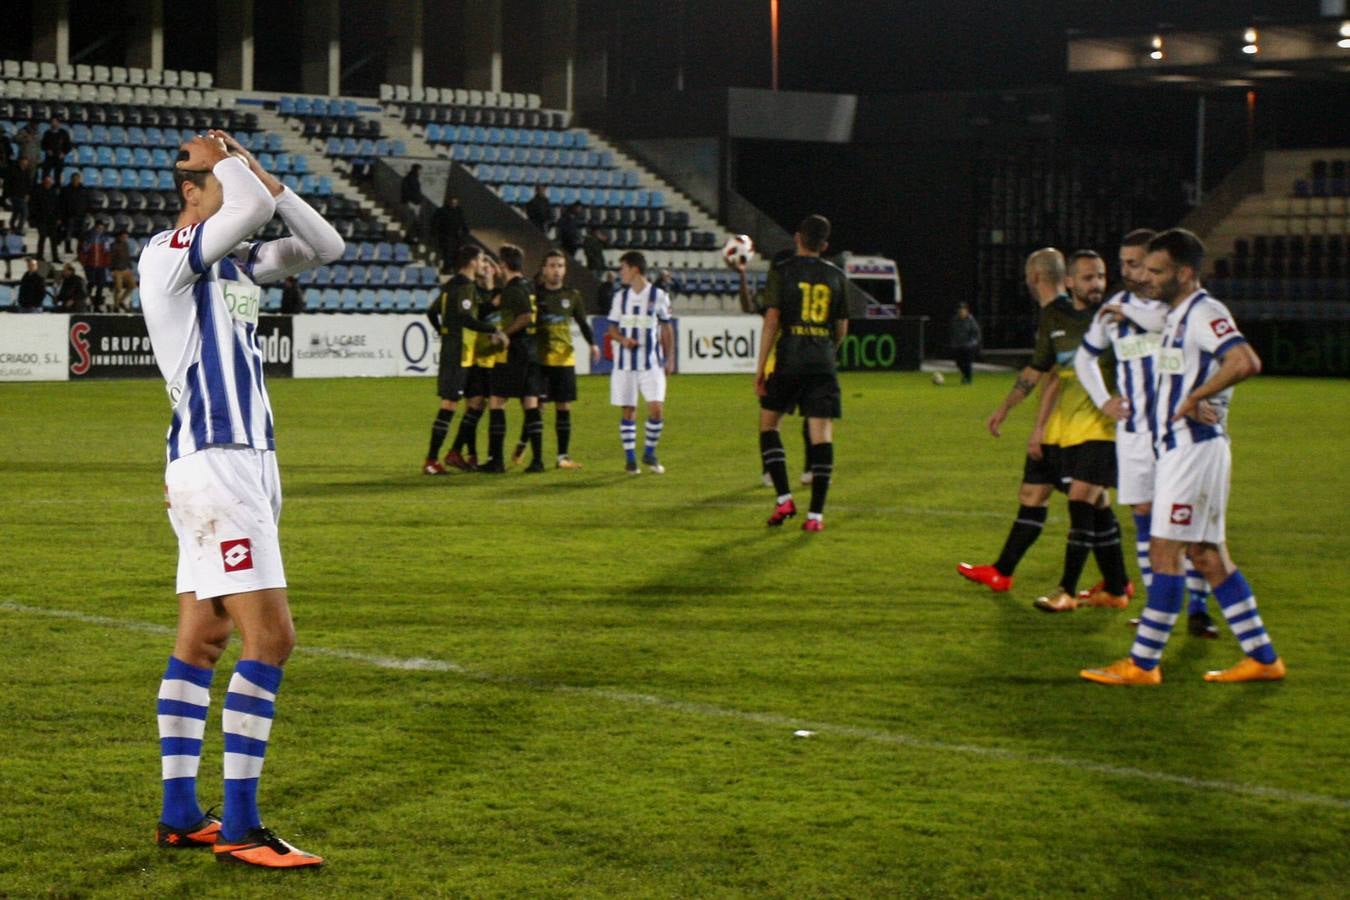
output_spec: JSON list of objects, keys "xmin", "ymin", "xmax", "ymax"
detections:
[
  {"xmin": 1170, "ymin": 504, "xmax": 1193, "ymax": 526},
  {"xmin": 221, "ymin": 539, "xmax": 254, "ymax": 572},
  {"xmin": 1210, "ymin": 318, "xmax": 1235, "ymax": 339}
]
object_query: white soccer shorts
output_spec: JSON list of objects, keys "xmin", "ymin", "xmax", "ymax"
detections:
[
  {"xmin": 610, "ymin": 367, "xmax": 666, "ymax": 407},
  {"xmin": 1150, "ymin": 437, "xmax": 1231, "ymax": 545},
  {"xmin": 1115, "ymin": 427, "xmax": 1156, "ymax": 506},
  {"xmin": 165, "ymin": 447, "xmax": 286, "ymax": 599}
]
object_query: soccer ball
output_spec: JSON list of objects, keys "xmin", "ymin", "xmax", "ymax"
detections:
[
  {"xmin": 931, "ymin": 372, "xmax": 945, "ymax": 386},
  {"xmin": 721, "ymin": 234, "xmax": 755, "ymax": 269}
]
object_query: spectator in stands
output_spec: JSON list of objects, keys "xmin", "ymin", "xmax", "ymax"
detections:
[
  {"xmin": 401, "ymin": 164, "xmax": 423, "ymax": 242},
  {"xmin": 596, "ymin": 270, "xmax": 616, "ymax": 313},
  {"xmin": 5, "ymin": 158, "xmax": 33, "ymax": 231},
  {"xmin": 949, "ymin": 302, "xmax": 981, "ymax": 385},
  {"xmin": 432, "ymin": 195, "xmax": 470, "ymax": 271},
  {"xmin": 40, "ymin": 117, "xmax": 73, "ymax": 185},
  {"xmin": 0, "ymin": 126, "xmax": 13, "ymax": 188},
  {"xmin": 15, "ymin": 123, "xmax": 41, "ymax": 175},
  {"xmin": 60, "ymin": 171, "xmax": 89, "ymax": 257},
  {"xmin": 525, "ymin": 184, "xmax": 553, "ymax": 234},
  {"xmin": 281, "ymin": 276, "xmax": 305, "ymax": 315},
  {"xmin": 54, "ymin": 262, "xmax": 88, "ymax": 312},
  {"xmin": 17, "ymin": 257, "xmax": 47, "ymax": 312},
  {"xmin": 32, "ymin": 174, "xmax": 63, "ymax": 263},
  {"xmin": 110, "ymin": 230, "xmax": 137, "ymax": 311},
  {"xmin": 558, "ymin": 201, "xmax": 584, "ymax": 261},
  {"xmin": 582, "ymin": 227, "xmax": 610, "ymax": 277},
  {"xmin": 80, "ymin": 220, "xmax": 112, "ymax": 309}
]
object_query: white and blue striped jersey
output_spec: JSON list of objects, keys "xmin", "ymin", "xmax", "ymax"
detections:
[
  {"xmin": 1151, "ymin": 289, "xmax": 1246, "ymax": 454},
  {"xmin": 607, "ymin": 283, "xmax": 672, "ymax": 372},
  {"xmin": 139, "ymin": 158, "xmax": 343, "ymax": 462},
  {"xmin": 1076, "ymin": 290, "xmax": 1168, "ymax": 435}
]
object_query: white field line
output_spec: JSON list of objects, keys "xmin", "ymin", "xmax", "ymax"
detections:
[{"xmin": 3, "ymin": 600, "xmax": 1346, "ymax": 812}]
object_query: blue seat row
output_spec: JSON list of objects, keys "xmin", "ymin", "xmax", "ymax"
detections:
[
  {"xmin": 66, "ymin": 145, "xmax": 309, "ymax": 174},
  {"xmin": 446, "ymin": 142, "xmax": 610, "ymax": 169},
  {"xmin": 499, "ymin": 184, "xmax": 664, "ymax": 208},
  {"xmin": 425, "ymin": 124, "xmax": 589, "ymax": 149},
  {"xmin": 308, "ymin": 287, "xmax": 438, "ymax": 313},
  {"xmin": 297, "ymin": 263, "xmax": 435, "ymax": 288},
  {"xmin": 323, "ymin": 137, "xmax": 405, "ymax": 158},
  {"xmin": 474, "ymin": 163, "xmax": 638, "ymax": 189},
  {"xmin": 279, "ymin": 96, "xmax": 360, "ymax": 118}
]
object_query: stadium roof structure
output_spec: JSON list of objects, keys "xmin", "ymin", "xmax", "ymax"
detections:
[{"xmin": 1067, "ymin": 18, "xmax": 1350, "ymax": 89}]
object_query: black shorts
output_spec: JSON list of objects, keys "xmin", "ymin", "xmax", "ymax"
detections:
[
  {"xmin": 539, "ymin": 365, "xmax": 577, "ymax": 403},
  {"xmin": 760, "ymin": 369, "xmax": 842, "ymax": 419},
  {"xmin": 1060, "ymin": 440, "xmax": 1117, "ymax": 488},
  {"xmin": 523, "ymin": 362, "xmax": 546, "ymax": 398},
  {"xmin": 436, "ymin": 347, "xmax": 465, "ymax": 400},
  {"xmin": 489, "ymin": 360, "xmax": 530, "ymax": 398},
  {"xmin": 1022, "ymin": 444, "xmax": 1067, "ymax": 492},
  {"xmin": 464, "ymin": 366, "xmax": 491, "ymax": 398}
]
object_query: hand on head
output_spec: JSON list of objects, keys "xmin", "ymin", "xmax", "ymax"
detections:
[{"xmin": 176, "ymin": 134, "xmax": 230, "ymax": 172}]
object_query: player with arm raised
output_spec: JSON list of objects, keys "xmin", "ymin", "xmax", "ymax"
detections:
[
  {"xmin": 140, "ymin": 131, "xmax": 342, "ymax": 869},
  {"xmin": 1082, "ymin": 229, "xmax": 1284, "ymax": 686},
  {"xmin": 755, "ymin": 215, "xmax": 849, "ymax": 531}
]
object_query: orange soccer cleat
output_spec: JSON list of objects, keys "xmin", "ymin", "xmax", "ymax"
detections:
[
  {"xmin": 1077, "ymin": 579, "xmax": 1135, "ymax": 600},
  {"xmin": 1080, "ymin": 657, "xmax": 1162, "ymax": 686},
  {"xmin": 156, "ymin": 811, "xmax": 221, "ymax": 849},
  {"xmin": 956, "ymin": 563, "xmax": 1013, "ymax": 593},
  {"xmin": 1033, "ymin": 589, "xmax": 1077, "ymax": 613},
  {"xmin": 1080, "ymin": 588, "xmax": 1130, "ymax": 609},
  {"xmin": 1203, "ymin": 656, "xmax": 1286, "ymax": 683},
  {"xmin": 214, "ymin": 827, "xmax": 323, "ymax": 869}
]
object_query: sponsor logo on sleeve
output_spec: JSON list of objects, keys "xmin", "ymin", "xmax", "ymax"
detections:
[
  {"xmin": 221, "ymin": 538, "xmax": 254, "ymax": 572},
  {"xmin": 169, "ymin": 225, "xmax": 197, "ymax": 250},
  {"xmin": 1169, "ymin": 504, "xmax": 1193, "ymax": 526},
  {"xmin": 1210, "ymin": 318, "xmax": 1235, "ymax": 339}
]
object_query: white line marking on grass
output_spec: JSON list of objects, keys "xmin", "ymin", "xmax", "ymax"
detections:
[{"xmin": 4, "ymin": 600, "xmax": 1345, "ymax": 811}]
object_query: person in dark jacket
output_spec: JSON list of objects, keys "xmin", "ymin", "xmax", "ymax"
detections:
[
  {"xmin": 59, "ymin": 170, "xmax": 89, "ymax": 255},
  {"xmin": 280, "ymin": 276, "xmax": 305, "ymax": 314},
  {"xmin": 525, "ymin": 184, "xmax": 552, "ymax": 234},
  {"xmin": 431, "ymin": 196, "xmax": 470, "ymax": 270},
  {"xmin": 401, "ymin": 164, "xmax": 422, "ymax": 241},
  {"xmin": 582, "ymin": 227, "xmax": 609, "ymax": 276},
  {"xmin": 31, "ymin": 174, "xmax": 62, "ymax": 262},
  {"xmin": 54, "ymin": 262, "xmax": 88, "ymax": 312},
  {"xmin": 5, "ymin": 158, "xmax": 33, "ymax": 231},
  {"xmin": 17, "ymin": 257, "xmax": 47, "ymax": 312},
  {"xmin": 557, "ymin": 202, "xmax": 583, "ymax": 260},
  {"xmin": 39, "ymin": 117, "xmax": 73, "ymax": 184},
  {"xmin": 950, "ymin": 302, "xmax": 982, "ymax": 384}
]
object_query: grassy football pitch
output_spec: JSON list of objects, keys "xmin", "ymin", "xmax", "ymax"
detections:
[{"xmin": 1, "ymin": 372, "xmax": 1347, "ymax": 898}]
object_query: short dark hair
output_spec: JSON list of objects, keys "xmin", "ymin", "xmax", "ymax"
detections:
[
  {"xmin": 1147, "ymin": 228, "xmax": 1205, "ymax": 272},
  {"xmin": 499, "ymin": 244, "xmax": 525, "ymax": 273},
  {"xmin": 1121, "ymin": 228, "xmax": 1157, "ymax": 248},
  {"xmin": 797, "ymin": 214, "xmax": 831, "ymax": 252},
  {"xmin": 543, "ymin": 248, "xmax": 568, "ymax": 263},
  {"xmin": 619, "ymin": 250, "xmax": 647, "ymax": 274},
  {"xmin": 454, "ymin": 244, "xmax": 482, "ymax": 270},
  {"xmin": 1067, "ymin": 249, "xmax": 1103, "ymax": 271},
  {"xmin": 172, "ymin": 149, "xmax": 211, "ymax": 207}
]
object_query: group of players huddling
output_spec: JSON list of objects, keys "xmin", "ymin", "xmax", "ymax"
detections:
[
  {"xmin": 133, "ymin": 123, "xmax": 1276, "ymax": 877},
  {"xmin": 958, "ymin": 228, "xmax": 1285, "ymax": 686}
]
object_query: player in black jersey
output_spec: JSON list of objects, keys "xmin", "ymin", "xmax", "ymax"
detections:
[
  {"xmin": 480, "ymin": 244, "xmax": 537, "ymax": 472},
  {"xmin": 755, "ymin": 215, "xmax": 849, "ymax": 532},
  {"xmin": 445, "ymin": 255, "xmax": 501, "ymax": 469},
  {"xmin": 422, "ymin": 245, "xmax": 507, "ymax": 474}
]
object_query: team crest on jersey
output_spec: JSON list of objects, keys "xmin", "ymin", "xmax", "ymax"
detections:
[
  {"xmin": 462, "ymin": 298, "xmax": 472, "ymax": 310},
  {"xmin": 562, "ymin": 298, "xmax": 570, "ymax": 308},
  {"xmin": 221, "ymin": 538, "xmax": 254, "ymax": 572},
  {"xmin": 169, "ymin": 225, "xmax": 197, "ymax": 249},
  {"xmin": 1210, "ymin": 318, "xmax": 1235, "ymax": 338},
  {"xmin": 1169, "ymin": 504, "xmax": 1193, "ymax": 526}
]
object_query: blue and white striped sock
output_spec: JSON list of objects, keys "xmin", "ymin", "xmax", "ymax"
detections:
[
  {"xmin": 1213, "ymin": 570, "xmax": 1277, "ymax": 664},
  {"xmin": 643, "ymin": 418, "xmax": 663, "ymax": 459},
  {"xmin": 222, "ymin": 659, "xmax": 283, "ymax": 841},
  {"xmin": 158, "ymin": 656, "xmax": 213, "ymax": 829},
  {"xmin": 620, "ymin": 418, "xmax": 637, "ymax": 465},
  {"xmin": 1130, "ymin": 573, "xmax": 1185, "ymax": 671},
  {"xmin": 1186, "ymin": 560, "xmax": 1210, "ymax": 615},
  {"xmin": 1132, "ymin": 512, "xmax": 1153, "ymax": 588}
]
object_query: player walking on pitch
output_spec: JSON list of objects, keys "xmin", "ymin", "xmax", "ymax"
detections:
[
  {"xmin": 755, "ymin": 215, "xmax": 849, "ymax": 531},
  {"xmin": 1081, "ymin": 229, "xmax": 1284, "ymax": 685},
  {"xmin": 139, "ymin": 131, "xmax": 342, "ymax": 868},
  {"xmin": 605, "ymin": 251, "xmax": 674, "ymax": 474}
]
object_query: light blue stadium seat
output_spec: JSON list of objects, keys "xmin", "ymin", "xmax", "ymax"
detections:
[
  {"xmin": 356, "ymin": 241, "xmax": 376, "ymax": 261},
  {"xmin": 425, "ymin": 123, "xmax": 442, "ymax": 143},
  {"xmin": 257, "ymin": 151, "xmax": 275, "ymax": 170},
  {"xmin": 108, "ymin": 125, "xmax": 128, "ymax": 145},
  {"xmin": 128, "ymin": 126, "xmax": 146, "ymax": 146},
  {"xmin": 317, "ymin": 176, "xmax": 333, "ymax": 195},
  {"xmin": 81, "ymin": 167, "xmax": 101, "ymax": 187},
  {"xmin": 263, "ymin": 287, "xmax": 282, "ymax": 312},
  {"xmin": 158, "ymin": 171, "xmax": 174, "ymax": 191},
  {"xmin": 0, "ymin": 285, "xmax": 12, "ymax": 308},
  {"xmin": 101, "ymin": 168, "xmax": 120, "ymax": 188},
  {"xmin": 133, "ymin": 146, "xmax": 153, "ymax": 167},
  {"xmin": 341, "ymin": 241, "xmax": 359, "ymax": 262},
  {"xmin": 96, "ymin": 146, "xmax": 115, "ymax": 166},
  {"xmin": 340, "ymin": 289, "xmax": 361, "ymax": 311},
  {"xmin": 278, "ymin": 96, "xmax": 296, "ymax": 115},
  {"xmin": 77, "ymin": 145, "xmax": 97, "ymax": 166},
  {"xmin": 138, "ymin": 170, "xmax": 157, "ymax": 189},
  {"xmin": 325, "ymin": 137, "xmax": 342, "ymax": 156},
  {"xmin": 374, "ymin": 241, "xmax": 393, "ymax": 262},
  {"xmin": 328, "ymin": 264, "xmax": 348, "ymax": 286},
  {"xmin": 341, "ymin": 100, "xmax": 357, "ymax": 118},
  {"xmin": 374, "ymin": 289, "xmax": 395, "ymax": 311},
  {"xmin": 393, "ymin": 243, "xmax": 412, "ymax": 263},
  {"xmin": 318, "ymin": 287, "xmax": 339, "ymax": 310},
  {"xmin": 267, "ymin": 134, "xmax": 284, "ymax": 152},
  {"xmin": 282, "ymin": 174, "xmax": 301, "ymax": 191}
]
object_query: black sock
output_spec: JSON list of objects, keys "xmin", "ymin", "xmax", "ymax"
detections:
[
  {"xmin": 801, "ymin": 419, "xmax": 811, "ymax": 472},
  {"xmin": 1060, "ymin": 500, "xmax": 1097, "ymax": 596},
  {"xmin": 428, "ymin": 409, "xmax": 454, "ymax": 460},
  {"xmin": 524, "ymin": 408, "xmax": 543, "ymax": 461},
  {"xmin": 1092, "ymin": 505, "xmax": 1130, "ymax": 595},
  {"xmin": 452, "ymin": 408, "xmax": 482, "ymax": 456},
  {"xmin": 808, "ymin": 442, "xmax": 833, "ymax": 515},
  {"xmin": 993, "ymin": 505, "xmax": 1048, "ymax": 577},
  {"xmin": 488, "ymin": 409, "xmax": 507, "ymax": 463},
  {"xmin": 759, "ymin": 431, "xmax": 790, "ymax": 497},
  {"xmin": 556, "ymin": 409, "xmax": 572, "ymax": 457}
]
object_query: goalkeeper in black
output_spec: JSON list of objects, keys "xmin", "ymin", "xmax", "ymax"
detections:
[{"xmin": 754, "ymin": 214, "xmax": 849, "ymax": 532}]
